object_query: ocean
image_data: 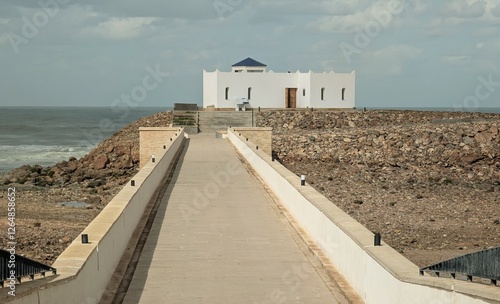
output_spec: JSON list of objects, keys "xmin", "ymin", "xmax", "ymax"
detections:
[{"xmin": 0, "ymin": 107, "xmax": 169, "ymax": 174}]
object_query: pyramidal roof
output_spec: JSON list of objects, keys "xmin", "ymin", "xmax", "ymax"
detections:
[{"xmin": 232, "ymin": 57, "xmax": 267, "ymax": 67}]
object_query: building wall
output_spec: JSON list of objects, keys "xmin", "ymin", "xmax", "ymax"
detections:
[
  {"xmin": 309, "ymin": 71, "xmax": 355, "ymax": 108},
  {"xmin": 203, "ymin": 70, "xmax": 218, "ymax": 108},
  {"xmin": 204, "ymin": 70, "xmax": 298, "ymax": 109},
  {"xmin": 203, "ymin": 69, "xmax": 355, "ymax": 109},
  {"xmin": 297, "ymin": 72, "xmax": 311, "ymax": 108}
]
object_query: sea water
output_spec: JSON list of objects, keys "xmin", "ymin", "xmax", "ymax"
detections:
[{"xmin": 0, "ymin": 107, "xmax": 169, "ymax": 173}]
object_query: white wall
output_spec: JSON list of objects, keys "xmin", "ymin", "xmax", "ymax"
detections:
[
  {"xmin": 203, "ymin": 69, "xmax": 355, "ymax": 109},
  {"xmin": 297, "ymin": 72, "xmax": 311, "ymax": 108},
  {"xmin": 227, "ymin": 128, "xmax": 500, "ymax": 304},
  {"xmin": 1, "ymin": 131, "xmax": 185, "ymax": 304},
  {"xmin": 203, "ymin": 70, "xmax": 218, "ymax": 107},
  {"xmin": 204, "ymin": 70, "xmax": 297, "ymax": 108},
  {"xmin": 309, "ymin": 71, "xmax": 355, "ymax": 108}
]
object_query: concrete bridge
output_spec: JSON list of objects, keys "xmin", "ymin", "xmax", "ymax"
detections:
[
  {"xmin": 120, "ymin": 134, "xmax": 354, "ymax": 303},
  {"xmin": 1, "ymin": 127, "xmax": 499, "ymax": 304}
]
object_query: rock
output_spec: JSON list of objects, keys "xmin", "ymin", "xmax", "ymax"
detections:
[
  {"xmin": 93, "ymin": 154, "xmax": 109, "ymax": 170},
  {"xmin": 114, "ymin": 144, "xmax": 131, "ymax": 157},
  {"xmin": 353, "ymin": 200, "xmax": 364, "ymax": 205},
  {"xmin": 474, "ymin": 132, "xmax": 493, "ymax": 143},
  {"xmin": 461, "ymin": 154, "xmax": 485, "ymax": 165}
]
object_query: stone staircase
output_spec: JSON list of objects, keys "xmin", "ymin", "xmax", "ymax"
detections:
[
  {"xmin": 198, "ymin": 111, "xmax": 253, "ymax": 133},
  {"xmin": 172, "ymin": 111, "xmax": 198, "ymax": 134}
]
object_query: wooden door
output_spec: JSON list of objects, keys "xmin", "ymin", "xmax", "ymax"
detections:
[{"xmin": 285, "ymin": 88, "xmax": 297, "ymax": 108}]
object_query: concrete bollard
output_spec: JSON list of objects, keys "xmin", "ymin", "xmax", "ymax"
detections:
[
  {"xmin": 374, "ymin": 233, "xmax": 381, "ymax": 246},
  {"xmin": 301, "ymin": 175, "xmax": 306, "ymax": 186},
  {"xmin": 81, "ymin": 234, "xmax": 89, "ymax": 244},
  {"xmin": 131, "ymin": 180, "xmax": 135, "ymax": 186},
  {"xmin": 152, "ymin": 154, "xmax": 155, "ymax": 163}
]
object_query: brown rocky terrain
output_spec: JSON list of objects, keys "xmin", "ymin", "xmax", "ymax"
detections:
[
  {"xmin": 258, "ymin": 110, "xmax": 500, "ymax": 267},
  {"xmin": 0, "ymin": 111, "xmax": 172, "ymax": 264}
]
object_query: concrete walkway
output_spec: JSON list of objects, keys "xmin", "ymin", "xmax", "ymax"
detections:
[{"xmin": 123, "ymin": 135, "xmax": 343, "ymax": 303}]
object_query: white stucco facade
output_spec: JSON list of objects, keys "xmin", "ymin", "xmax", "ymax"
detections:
[{"xmin": 203, "ymin": 58, "xmax": 355, "ymax": 109}]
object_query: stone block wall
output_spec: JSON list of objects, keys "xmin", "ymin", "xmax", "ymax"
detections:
[{"xmin": 139, "ymin": 127, "xmax": 181, "ymax": 168}]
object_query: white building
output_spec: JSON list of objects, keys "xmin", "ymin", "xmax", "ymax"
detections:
[{"xmin": 203, "ymin": 58, "xmax": 355, "ymax": 109}]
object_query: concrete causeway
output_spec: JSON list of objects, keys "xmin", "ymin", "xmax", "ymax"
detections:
[{"xmin": 123, "ymin": 134, "xmax": 346, "ymax": 303}]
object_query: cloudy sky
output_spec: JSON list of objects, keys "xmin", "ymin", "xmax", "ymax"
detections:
[{"xmin": 0, "ymin": 0, "xmax": 499, "ymax": 110}]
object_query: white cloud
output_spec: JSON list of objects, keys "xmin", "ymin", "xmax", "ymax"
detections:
[
  {"xmin": 82, "ymin": 17, "xmax": 157, "ymax": 40},
  {"xmin": 491, "ymin": 3, "xmax": 500, "ymax": 16},
  {"xmin": 253, "ymin": 0, "xmax": 372, "ymax": 17},
  {"xmin": 308, "ymin": 1, "xmax": 406, "ymax": 33},
  {"xmin": 441, "ymin": 55, "xmax": 471, "ymax": 66},
  {"xmin": 361, "ymin": 44, "xmax": 422, "ymax": 75},
  {"xmin": 0, "ymin": 35, "xmax": 8, "ymax": 46},
  {"xmin": 443, "ymin": 0, "xmax": 487, "ymax": 18}
]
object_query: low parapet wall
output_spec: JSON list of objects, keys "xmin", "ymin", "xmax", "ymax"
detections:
[
  {"xmin": 227, "ymin": 128, "xmax": 500, "ymax": 304},
  {"xmin": 1, "ymin": 129, "xmax": 185, "ymax": 304}
]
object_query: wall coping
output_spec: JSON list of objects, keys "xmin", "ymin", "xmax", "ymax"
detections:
[
  {"xmin": 139, "ymin": 127, "xmax": 182, "ymax": 131},
  {"xmin": 232, "ymin": 127, "xmax": 272, "ymax": 131}
]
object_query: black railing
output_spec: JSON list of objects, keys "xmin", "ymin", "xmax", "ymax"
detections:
[
  {"xmin": 1, "ymin": 248, "xmax": 56, "ymax": 287},
  {"xmin": 420, "ymin": 247, "xmax": 499, "ymax": 286}
]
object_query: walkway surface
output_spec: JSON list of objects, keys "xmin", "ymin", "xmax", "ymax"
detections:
[{"xmin": 123, "ymin": 135, "xmax": 343, "ymax": 303}]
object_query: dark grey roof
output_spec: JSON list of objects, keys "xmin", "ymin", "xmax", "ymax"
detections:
[{"xmin": 232, "ymin": 57, "xmax": 267, "ymax": 67}]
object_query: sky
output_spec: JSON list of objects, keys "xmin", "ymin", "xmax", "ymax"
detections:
[{"xmin": 0, "ymin": 0, "xmax": 499, "ymax": 110}]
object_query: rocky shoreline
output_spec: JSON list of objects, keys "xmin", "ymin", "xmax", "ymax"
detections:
[
  {"xmin": 0, "ymin": 111, "xmax": 173, "ymax": 264},
  {"xmin": 1, "ymin": 109, "xmax": 500, "ymax": 268}
]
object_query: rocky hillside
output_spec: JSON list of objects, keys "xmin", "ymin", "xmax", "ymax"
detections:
[
  {"xmin": 257, "ymin": 110, "xmax": 500, "ymax": 266},
  {"xmin": 1, "ymin": 111, "xmax": 173, "ymax": 191},
  {"xmin": 272, "ymin": 122, "xmax": 500, "ymax": 182},
  {"xmin": 257, "ymin": 109, "xmax": 500, "ymax": 133}
]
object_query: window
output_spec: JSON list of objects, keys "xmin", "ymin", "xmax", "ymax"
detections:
[
  {"xmin": 303, "ymin": 89, "xmax": 306, "ymax": 96},
  {"xmin": 248, "ymin": 87, "xmax": 252, "ymax": 100},
  {"xmin": 342, "ymin": 88, "xmax": 346, "ymax": 101},
  {"xmin": 225, "ymin": 87, "xmax": 229, "ymax": 100},
  {"xmin": 321, "ymin": 87, "xmax": 325, "ymax": 100}
]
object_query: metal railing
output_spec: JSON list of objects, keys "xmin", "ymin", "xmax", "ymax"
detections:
[
  {"xmin": 420, "ymin": 247, "xmax": 499, "ymax": 286},
  {"xmin": 1, "ymin": 248, "xmax": 57, "ymax": 287}
]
